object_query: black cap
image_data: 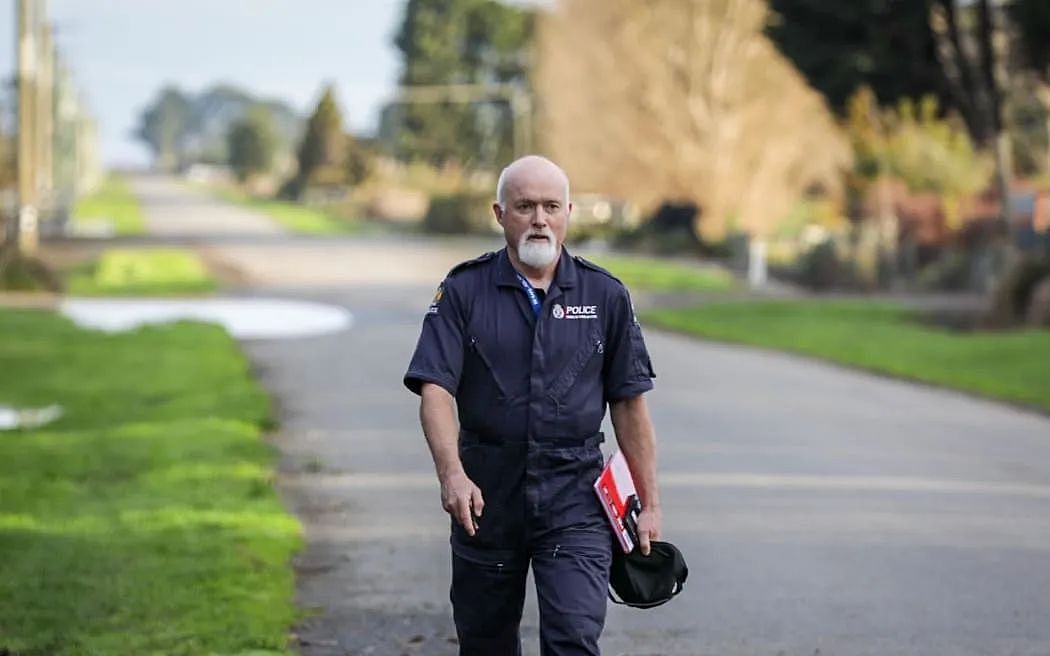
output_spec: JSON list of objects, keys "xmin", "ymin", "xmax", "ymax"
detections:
[{"xmin": 608, "ymin": 540, "xmax": 689, "ymax": 609}]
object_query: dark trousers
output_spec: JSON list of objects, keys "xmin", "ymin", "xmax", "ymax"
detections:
[{"xmin": 451, "ymin": 525, "xmax": 613, "ymax": 656}]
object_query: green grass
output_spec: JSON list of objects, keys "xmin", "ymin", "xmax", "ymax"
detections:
[
  {"xmin": 67, "ymin": 248, "xmax": 217, "ymax": 296},
  {"xmin": 644, "ymin": 300, "xmax": 1050, "ymax": 412},
  {"xmin": 72, "ymin": 176, "xmax": 146, "ymax": 236},
  {"xmin": 0, "ymin": 309, "xmax": 300, "ymax": 655},
  {"xmin": 217, "ymin": 188, "xmax": 357, "ymax": 235},
  {"xmin": 586, "ymin": 254, "xmax": 736, "ymax": 293}
]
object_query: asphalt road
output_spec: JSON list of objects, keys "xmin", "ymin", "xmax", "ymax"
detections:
[{"xmin": 133, "ymin": 176, "xmax": 1050, "ymax": 656}]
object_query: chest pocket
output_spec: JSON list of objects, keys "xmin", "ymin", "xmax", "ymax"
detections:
[
  {"xmin": 467, "ymin": 335, "xmax": 507, "ymax": 397},
  {"xmin": 454, "ymin": 335, "xmax": 505, "ymax": 434},
  {"xmin": 548, "ymin": 326, "xmax": 604, "ymax": 400}
]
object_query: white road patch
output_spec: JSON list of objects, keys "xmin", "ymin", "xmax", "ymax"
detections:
[{"xmin": 60, "ymin": 297, "xmax": 353, "ymax": 340}]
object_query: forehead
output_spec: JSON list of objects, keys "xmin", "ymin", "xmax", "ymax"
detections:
[{"xmin": 503, "ymin": 167, "xmax": 568, "ymax": 202}]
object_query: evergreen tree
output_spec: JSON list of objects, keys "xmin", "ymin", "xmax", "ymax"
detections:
[
  {"xmin": 766, "ymin": 1, "xmax": 946, "ymax": 115},
  {"xmin": 295, "ymin": 85, "xmax": 348, "ymax": 188},
  {"xmin": 391, "ymin": 0, "xmax": 532, "ymax": 168},
  {"xmin": 1009, "ymin": 0, "xmax": 1050, "ymax": 77},
  {"xmin": 227, "ymin": 110, "xmax": 276, "ymax": 183},
  {"xmin": 135, "ymin": 87, "xmax": 192, "ymax": 171}
]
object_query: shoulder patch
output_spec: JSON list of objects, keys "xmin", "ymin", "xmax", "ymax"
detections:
[
  {"xmin": 447, "ymin": 251, "xmax": 497, "ymax": 277},
  {"xmin": 427, "ymin": 282, "xmax": 444, "ymax": 315}
]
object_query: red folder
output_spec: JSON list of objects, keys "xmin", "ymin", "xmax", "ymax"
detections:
[{"xmin": 593, "ymin": 450, "xmax": 638, "ymax": 553}]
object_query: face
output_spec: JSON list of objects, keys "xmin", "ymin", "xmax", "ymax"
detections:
[{"xmin": 493, "ymin": 165, "xmax": 572, "ymax": 269}]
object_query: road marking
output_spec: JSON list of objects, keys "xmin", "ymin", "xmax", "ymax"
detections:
[
  {"xmin": 660, "ymin": 473, "xmax": 1050, "ymax": 498},
  {"xmin": 280, "ymin": 471, "xmax": 1050, "ymax": 499}
]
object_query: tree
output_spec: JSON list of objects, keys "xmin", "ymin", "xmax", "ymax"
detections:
[
  {"xmin": 135, "ymin": 84, "xmax": 300, "ymax": 172},
  {"xmin": 1009, "ymin": 0, "xmax": 1050, "ymax": 177},
  {"xmin": 227, "ymin": 110, "xmax": 276, "ymax": 183},
  {"xmin": 344, "ymin": 134, "xmax": 372, "ymax": 187},
  {"xmin": 294, "ymin": 85, "xmax": 347, "ymax": 190},
  {"xmin": 135, "ymin": 86, "xmax": 191, "ymax": 171},
  {"xmin": 536, "ymin": 0, "xmax": 850, "ymax": 285},
  {"xmin": 928, "ymin": 0, "xmax": 1014, "ymax": 223},
  {"xmin": 767, "ymin": 1, "xmax": 947, "ymax": 115},
  {"xmin": 391, "ymin": 0, "xmax": 532, "ymax": 168},
  {"xmin": 1010, "ymin": 0, "xmax": 1050, "ymax": 75}
]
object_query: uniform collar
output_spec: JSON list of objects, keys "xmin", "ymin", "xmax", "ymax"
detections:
[{"xmin": 496, "ymin": 246, "xmax": 578, "ymax": 290}]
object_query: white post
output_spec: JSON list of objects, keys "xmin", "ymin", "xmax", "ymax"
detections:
[{"xmin": 748, "ymin": 237, "xmax": 767, "ymax": 289}]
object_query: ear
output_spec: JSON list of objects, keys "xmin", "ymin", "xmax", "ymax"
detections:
[{"xmin": 492, "ymin": 202, "xmax": 505, "ymax": 227}]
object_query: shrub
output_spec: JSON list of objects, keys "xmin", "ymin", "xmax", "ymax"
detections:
[
  {"xmin": 0, "ymin": 251, "xmax": 60, "ymax": 292},
  {"xmin": 916, "ymin": 250, "xmax": 974, "ymax": 291},
  {"xmin": 779, "ymin": 239, "xmax": 863, "ymax": 291},
  {"xmin": 1026, "ymin": 276, "xmax": 1050, "ymax": 328},
  {"xmin": 987, "ymin": 256, "xmax": 1050, "ymax": 327},
  {"xmin": 423, "ymin": 192, "xmax": 494, "ymax": 234}
]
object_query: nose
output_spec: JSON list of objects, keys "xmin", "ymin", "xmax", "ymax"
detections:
[{"xmin": 530, "ymin": 208, "xmax": 547, "ymax": 228}]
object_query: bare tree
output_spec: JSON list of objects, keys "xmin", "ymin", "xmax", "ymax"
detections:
[
  {"xmin": 929, "ymin": 0, "xmax": 1012, "ymax": 222},
  {"xmin": 535, "ymin": 0, "xmax": 849, "ymax": 283}
]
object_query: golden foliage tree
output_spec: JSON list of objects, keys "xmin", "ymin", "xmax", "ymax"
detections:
[{"xmin": 535, "ymin": 0, "xmax": 850, "ymax": 242}]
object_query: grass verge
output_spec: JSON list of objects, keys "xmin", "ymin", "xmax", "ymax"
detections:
[
  {"xmin": 586, "ymin": 254, "xmax": 735, "ymax": 293},
  {"xmin": 72, "ymin": 176, "xmax": 146, "ymax": 236},
  {"xmin": 216, "ymin": 188, "xmax": 357, "ymax": 235},
  {"xmin": 66, "ymin": 248, "xmax": 217, "ymax": 296},
  {"xmin": 0, "ymin": 309, "xmax": 300, "ymax": 655},
  {"xmin": 643, "ymin": 300, "xmax": 1050, "ymax": 412}
]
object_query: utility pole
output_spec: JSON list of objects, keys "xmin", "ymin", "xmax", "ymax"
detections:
[
  {"xmin": 37, "ymin": 19, "xmax": 54, "ymax": 216},
  {"xmin": 15, "ymin": 0, "xmax": 39, "ymax": 256}
]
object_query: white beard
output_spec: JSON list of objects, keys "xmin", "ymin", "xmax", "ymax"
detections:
[{"xmin": 518, "ymin": 231, "xmax": 558, "ymax": 269}]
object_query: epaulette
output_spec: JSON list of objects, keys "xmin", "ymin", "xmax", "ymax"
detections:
[
  {"xmin": 573, "ymin": 254, "xmax": 622, "ymax": 284},
  {"xmin": 447, "ymin": 251, "xmax": 497, "ymax": 278}
]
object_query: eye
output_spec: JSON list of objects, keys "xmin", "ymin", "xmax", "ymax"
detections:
[{"xmin": 545, "ymin": 202, "xmax": 560, "ymax": 212}]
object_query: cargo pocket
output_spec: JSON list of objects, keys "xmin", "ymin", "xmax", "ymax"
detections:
[
  {"xmin": 454, "ymin": 442, "xmax": 524, "ymax": 549},
  {"xmin": 549, "ymin": 327, "xmax": 604, "ymax": 400},
  {"xmin": 469, "ymin": 335, "xmax": 507, "ymax": 397}
]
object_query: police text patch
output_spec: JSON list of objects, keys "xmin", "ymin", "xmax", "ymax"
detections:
[{"xmin": 552, "ymin": 303, "xmax": 598, "ymax": 320}]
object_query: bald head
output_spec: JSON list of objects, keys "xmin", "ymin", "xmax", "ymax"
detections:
[{"xmin": 496, "ymin": 155, "xmax": 571, "ymax": 208}]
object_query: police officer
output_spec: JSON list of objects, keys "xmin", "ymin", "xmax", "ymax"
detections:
[{"xmin": 404, "ymin": 155, "xmax": 661, "ymax": 656}]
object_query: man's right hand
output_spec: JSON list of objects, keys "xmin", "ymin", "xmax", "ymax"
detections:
[{"xmin": 440, "ymin": 469, "xmax": 485, "ymax": 537}]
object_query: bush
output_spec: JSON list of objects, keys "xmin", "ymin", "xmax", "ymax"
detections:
[
  {"xmin": 916, "ymin": 250, "xmax": 974, "ymax": 291},
  {"xmin": 1027, "ymin": 276, "xmax": 1050, "ymax": 328},
  {"xmin": 987, "ymin": 256, "xmax": 1050, "ymax": 328},
  {"xmin": 0, "ymin": 251, "xmax": 61, "ymax": 292},
  {"xmin": 612, "ymin": 202, "xmax": 704, "ymax": 256},
  {"xmin": 423, "ymin": 192, "xmax": 494, "ymax": 234},
  {"xmin": 775, "ymin": 239, "xmax": 863, "ymax": 291}
]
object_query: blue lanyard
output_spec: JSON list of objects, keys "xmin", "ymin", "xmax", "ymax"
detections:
[{"xmin": 515, "ymin": 272, "xmax": 543, "ymax": 318}]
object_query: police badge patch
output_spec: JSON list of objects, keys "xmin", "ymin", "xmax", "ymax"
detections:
[{"xmin": 427, "ymin": 283, "xmax": 444, "ymax": 315}]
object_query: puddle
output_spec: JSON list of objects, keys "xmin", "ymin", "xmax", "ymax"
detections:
[{"xmin": 60, "ymin": 297, "xmax": 353, "ymax": 340}]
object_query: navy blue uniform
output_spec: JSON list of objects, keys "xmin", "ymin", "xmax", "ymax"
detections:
[{"xmin": 405, "ymin": 247, "xmax": 655, "ymax": 656}]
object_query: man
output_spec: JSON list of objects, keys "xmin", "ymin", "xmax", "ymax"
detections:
[{"xmin": 404, "ymin": 155, "xmax": 661, "ymax": 655}]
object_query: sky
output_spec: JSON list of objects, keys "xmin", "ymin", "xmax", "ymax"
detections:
[{"xmin": 0, "ymin": 1, "xmax": 406, "ymax": 167}]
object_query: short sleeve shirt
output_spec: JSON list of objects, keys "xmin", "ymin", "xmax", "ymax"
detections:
[{"xmin": 404, "ymin": 247, "xmax": 655, "ymax": 443}]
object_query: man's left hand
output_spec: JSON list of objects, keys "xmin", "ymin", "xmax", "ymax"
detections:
[{"xmin": 636, "ymin": 506, "xmax": 662, "ymax": 556}]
